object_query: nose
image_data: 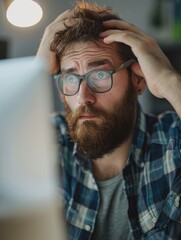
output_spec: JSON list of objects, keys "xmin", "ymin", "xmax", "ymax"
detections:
[{"xmin": 77, "ymin": 81, "xmax": 96, "ymax": 106}]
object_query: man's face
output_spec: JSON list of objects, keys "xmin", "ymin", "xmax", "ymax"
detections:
[{"xmin": 60, "ymin": 41, "xmax": 137, "ymax": 160}]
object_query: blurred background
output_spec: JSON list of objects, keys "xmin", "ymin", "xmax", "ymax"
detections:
[{"xmin": 0, "ymin": 0, "xmax": 181, "ymax": 114}]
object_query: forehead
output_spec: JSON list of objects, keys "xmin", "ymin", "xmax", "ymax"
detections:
[{"xmin": 61, "ymin": 41, "xmax": 120, "ymax": 66}]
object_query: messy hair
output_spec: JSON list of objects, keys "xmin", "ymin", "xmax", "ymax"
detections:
[{"xmin": 50, "ymin": 1, "xmax": 136, "ymax": 66}]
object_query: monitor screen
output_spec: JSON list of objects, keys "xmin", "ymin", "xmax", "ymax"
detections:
[{"xmin": 0, "ymin": 57, "xmax": 67, "ymax": 240}]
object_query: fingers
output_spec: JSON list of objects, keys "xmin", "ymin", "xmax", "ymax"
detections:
[
  {"xmin": 37, "ymin": 9, "xmax": 75, "ymax": 73},
  {"xmin": 100, "ymin": 29, "xmax": 148, "ymax": 55},
  {"xmin": 46, "ymin": 9, "xmax": 74, "ymax": 38},
  {"xmin": 100, "ymin": 29, "xmax": 134, "ymax": 44},
  {"xmin": 100, "ymin": 27, "xmax": 160, "ymax": 64},
  {"xmin": 102, "ymin": 19, "xmax": 147, "ymax": 37},
  {"xmin": 100, "ymin": 19, "xmax": 157, "ymax": 53},
  {"xmin": 49, "ymin": 9, "xmax": 75, "ymax": 30}
]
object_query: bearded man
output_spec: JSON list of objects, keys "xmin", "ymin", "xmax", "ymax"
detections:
[{"xmin": 37, "ymin": 1, "xmax": 181, "ymax": 240}]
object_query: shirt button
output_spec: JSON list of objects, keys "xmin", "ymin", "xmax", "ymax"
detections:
[
  {"xmin": 85, "ymin": 225, "xmax": 91, "ymax": 231},
  {"xmin": 152, "ymin": 217, "xmax": 157, "ymax": 223}
]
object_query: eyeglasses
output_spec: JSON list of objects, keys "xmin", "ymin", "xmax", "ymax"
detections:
[{"xmin": 54, "ymin": 59, "xmax": 136, "ymax": 96}]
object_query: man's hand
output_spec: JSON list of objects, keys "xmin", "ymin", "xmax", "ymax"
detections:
[
  {"xmin": 100, "ymin": 19, "xmax": 177, "ymax": 99},
  {"xmin": 36, "ymin": 9, "xmax": 73, "ymax": 73}
]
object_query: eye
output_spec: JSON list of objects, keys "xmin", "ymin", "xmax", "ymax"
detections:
[
  {"xmin": 90, "ymin": 71, "xmax": 110, "ymax": 81},
  {"xmin": 98, "ymin": 71, "xmax": 106, "ymax": 79},
  {"xmin": 65, "ymin": 75, "xmax": 78, "ymax": 84}
]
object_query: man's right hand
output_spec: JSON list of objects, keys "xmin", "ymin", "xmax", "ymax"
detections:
[{"xmin": 36, "ymin": 9, "xmax": 73, "ymax": 73}]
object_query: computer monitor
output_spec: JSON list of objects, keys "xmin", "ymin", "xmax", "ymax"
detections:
[{"xmin": 0, "ymin": 57, "xmax": 67, "ymax": 240}]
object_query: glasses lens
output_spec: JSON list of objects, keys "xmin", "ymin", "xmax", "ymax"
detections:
[
  {"xmin": 60, "ymin": 74, "xmax": 79, "ymax": 95},
  {"xmin": 88, "ymin": 70, "xmax": 112, "ymax": 93}
]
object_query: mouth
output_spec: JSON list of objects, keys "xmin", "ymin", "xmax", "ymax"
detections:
[{"xmin": 79, "ymin": 115, "xmax": 96, "ymax": 122}]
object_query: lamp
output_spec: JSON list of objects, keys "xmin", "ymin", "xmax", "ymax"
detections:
[{"xmin": 5, "ymin": 0, "xmax": 43, "ymax": 27}]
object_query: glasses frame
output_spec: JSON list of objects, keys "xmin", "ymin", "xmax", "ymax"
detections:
[{"xmin": 54, "ymin": 59, "xmax": 136, "ymax": 96}]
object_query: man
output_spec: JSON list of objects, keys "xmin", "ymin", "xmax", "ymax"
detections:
[{"xmin": 37, "ymin": 1, "xmax": 181, "ymax": 240}]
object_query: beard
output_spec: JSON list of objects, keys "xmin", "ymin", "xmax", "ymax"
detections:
[{"xmin": 65, "ymin": 80, "xmax": 137, "ymax": 160}]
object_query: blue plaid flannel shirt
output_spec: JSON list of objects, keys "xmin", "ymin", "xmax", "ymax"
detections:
[{"xmin": 54, "ymin": 104, "xmax": 181, "ymax": 240}]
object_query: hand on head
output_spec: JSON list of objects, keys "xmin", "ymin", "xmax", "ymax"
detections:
[
  {"xmin": 36, "ymin": 9, "xmax": 74, "ymax": 73},
  {"xmin": 100, "ymin": 19, "xmax": 175, "ymax": 99}
]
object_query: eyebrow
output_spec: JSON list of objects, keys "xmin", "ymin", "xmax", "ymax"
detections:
[{"xmin": 61, "ymin": 59, "xmax": 112, "ymax": 74}]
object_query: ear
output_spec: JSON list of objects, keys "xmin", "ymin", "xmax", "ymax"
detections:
[{"xmin": 131, "ymin": 63, "xmax": 146, "ymax": 96}]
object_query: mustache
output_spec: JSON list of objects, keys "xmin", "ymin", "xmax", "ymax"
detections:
[{"xmin": 67, "ymin": 105, "xmax": 107, "ymax": 126}]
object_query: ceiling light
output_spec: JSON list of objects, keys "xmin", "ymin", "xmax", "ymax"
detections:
[{"xmin": 6, "ymin": 0, "xmax": 43, "ymax": 28}]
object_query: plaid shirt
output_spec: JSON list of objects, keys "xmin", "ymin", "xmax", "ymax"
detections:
[{"xmin": 54, "ymin": 104, "xmax": 181, "ymax": 240}]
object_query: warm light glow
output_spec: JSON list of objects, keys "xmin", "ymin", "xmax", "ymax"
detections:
[{"xmin": 6, "ymin": 0, "xmax": 43, "ymax": 27}]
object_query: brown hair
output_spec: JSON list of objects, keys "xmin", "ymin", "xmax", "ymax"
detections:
[{"xmin": 50, "ymin": 1, "xmax": 136, "ymax": 69}]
